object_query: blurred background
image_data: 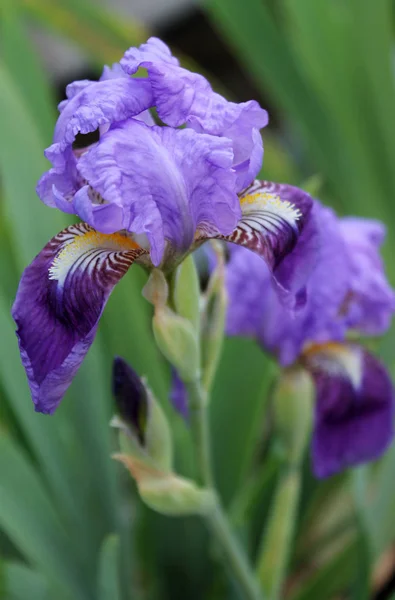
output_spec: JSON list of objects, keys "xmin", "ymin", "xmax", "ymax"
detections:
[{"xmin": 1, "ymin": 0, "xmax": 395, "ymax": 599}]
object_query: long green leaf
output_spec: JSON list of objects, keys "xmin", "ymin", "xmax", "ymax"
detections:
[
  {"xmin": 0, "ymin": 0, "xmax": 56, "ymax": 140},
  {"xmin": 210, "ymin": 338, "xmax": 273, "ymax": 505},
  {"xmin": 97, "ymin": 535, "xmax": 121, "ymax": 600},
  {"xmin": 3, "ymin": 563, "xmax": 50, "ymax": 600},
  {"xmin": 0, "ymin": 435, "xmax": 90, "ymax": 600}
]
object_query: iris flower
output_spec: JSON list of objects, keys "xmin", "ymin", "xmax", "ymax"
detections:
[
  {"xmin": 12, "ymin": 38, "xmax": 313, "ymax": 414},
  {"xmin": 226, "ymin": 202, "xmax": 395, "ymax": 477}
]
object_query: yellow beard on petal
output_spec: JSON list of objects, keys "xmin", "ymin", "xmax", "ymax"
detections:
[
  {"xmin": 48, "ymin": 226, "xmax": 140, "ymax": 285},
  {"xmin": 303, "ymin": 341, "xmax": 362, "ymax": 390},
  {"xmin": 240, "ymin": 192, "xmax": 302, "ymax": 223}
]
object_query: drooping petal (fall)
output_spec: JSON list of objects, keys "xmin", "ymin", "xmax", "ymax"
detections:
[
  {"xmin": 303, "ymin": 342, "xmax": 394, "ymax": 478},
  {"xmin": 12, "ymin": 223, "xmax": 146, "ymax": 414}
]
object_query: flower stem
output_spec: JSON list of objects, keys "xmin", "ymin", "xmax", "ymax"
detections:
[
  {"xmin": 256, "ymin": 467, "xmax": 301, "ymax": 600},
  {"xmin": 187, "ymin": 380, "xmax": 263, "ymax": 600}
]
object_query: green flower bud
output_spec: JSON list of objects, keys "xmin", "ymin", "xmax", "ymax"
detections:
[
  {"xmin": 153, "ymin": 306, "xmax": 200, "ymax": 383},
  {"xmin": 113, "ymin": 455, "xmax": 216, "ymax": 517},
  {"xmin": 173, "ymin": 254, "xmax": 201, "ymax": 334},
  {"xmin": 111, "ymin": 357, "xmax": 172, "ymax": 471},
  {"xmin": 273, "ymin": 366, "xmax": 314, "ymax": 466}
]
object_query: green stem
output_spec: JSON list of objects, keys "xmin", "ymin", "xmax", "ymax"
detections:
[
  {"xmin": 186, "ymin": 380, "xmax": 263, "ymax": 600},
  {"xmin": 188, "ymin": 380, "xmax": 213, "ymax": 488},
  {"xmin": 256, "ymin": 467, "xmax": 301, "ymax": 600}
]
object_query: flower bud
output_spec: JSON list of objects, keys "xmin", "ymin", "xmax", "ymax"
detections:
[
  {"xmin": 113, "ymin": 455, "xmax": 216, "ymax": 517},
  {"xmin": 272, "ymin": 366, "xmax": 314, "ymax": 466},
  {"xmin": 153, "ymin": 306, "xmax": 200, "ymax": 383},
  {"xmin": 173, "ymin": 254, "xmax": 201, "ymax": 333},
  {"xmin": 111, "ymin": 357, "xmax": 173, "ymax": 471}
]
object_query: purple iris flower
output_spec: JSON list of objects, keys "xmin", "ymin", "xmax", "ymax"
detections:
[
  {"xmin": 226, "ymin": 201, "xmax": 395, "ymax": 477},
  {"xmin": 12, "ymin": 38, "xmax": 314, "ymax": 415}
]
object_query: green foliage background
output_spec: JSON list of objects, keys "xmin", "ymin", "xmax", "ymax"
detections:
[{"xmin": 1, "ymin": 1, "xmax": 395, "ymax": 598}]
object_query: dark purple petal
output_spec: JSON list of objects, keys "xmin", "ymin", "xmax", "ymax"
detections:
[
  {"xmin": 112, "ymin": 357, "xmax": 148, "ymax": 445},
  {"xmin": 305, "ymin": 343, "xmax": 394, "ymax": 478},
  {"xmin": 12, "ymin": 223, "xmax": 146, "ymax": 414},
  {"xmin": 170, "ymin": 369, "xmax": 188, "ymax": 419},
  {"xmin": 76, "ymin": 119, "xmax": 239, "ymax": 265}
]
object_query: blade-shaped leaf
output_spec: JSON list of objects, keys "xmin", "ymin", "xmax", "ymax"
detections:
[
  {"xmin": 4, "ymin": 563, "xmax": 50, "ymax": 600},
  {"xmin": 97, "ymin": 535, "xmax": 121, "ymax": 600},
  {"xmin": 0, "ymin": 435, "xmax": 90, "ymax": 600}
]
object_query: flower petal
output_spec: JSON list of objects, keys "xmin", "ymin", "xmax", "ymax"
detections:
[
  {"xmin": 120, "ymin": 37, "xmax": 268, "ymax": 187},
  {"xmin": 76, "ymin": 119, "xmax": 239, "ymax": 265},
  {"xmin": 205, "ymin": 181, "xmax": 313, "ymax": 271},
  {"xmin": 339, "ymin": 217, "xmax": 395, "ymax": 335},
  {"xmin": 12, "ymin": 223, "xmax": 147, "ymax": 414},
  {"xmin": 304, "ymin": 342, "xmax": 394, "ymax": 478},
  {"xmin": 50, "ymin": 78, "xmax": 153, "ymax": 155},
  {"xmin": 112, "ymin": 356, "xmax": 148, "ymax": 444}
]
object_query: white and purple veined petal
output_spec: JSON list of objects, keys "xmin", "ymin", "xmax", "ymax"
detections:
[
  {"xmin": 206, "ymin": 181, "xmax": 316, "ymax": 311},
  {"xmin": 303, "ymin": 342, "xmax": 394, "ymax": 478},
  {"xmin": 76, "ymin": 119, "xmax": 240, "ymax": 266},
  {"xmin": 229, "ymin": 181, "xmax": 312, "ymax": 270},
  {"xmin": 12, "ymin": 223, "xmax": 147, "ymax": 414},
  {"xmin": 120, "ymin": 37, "xmax": 268, "ymax": 189}
]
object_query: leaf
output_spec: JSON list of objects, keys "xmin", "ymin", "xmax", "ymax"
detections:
[
  {"xmin": 210, "ymin": 338, "xmax": 276, "ymax": 505},
  {"xmin": 97, "ymin": 535, "xmax": 122, "ymax": 600},
  {"xmin": 3, "ymin": 563, "xmax": 50, "ymax": 600},
  {"xmin": 0, "ymin": 59, "xmax": 68, "ymax": 267},
  {"xmin": 0, "ymin": 0, "xmax": 56, "ymax": 140},
  {"xmin": 289, "ymin": 538, "xmax": 359, "ymax": 600},
  {"xmin": 0, "ymin": 434, "xmax": 90, "ymax": 600}
]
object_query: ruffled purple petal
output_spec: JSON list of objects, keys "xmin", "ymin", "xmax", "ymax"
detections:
[
  {"xmin": 305, "ymin": 343, "xmax": 394, "ymax": 478},
  {"xmin": 121, "ymin": 37, "xmax": 268, "ymax": 188},
  {"xmin": 73, "ymin": 186, "xmax": 124, "ymax": 233},
  {"xmin": 37, "ymin": 146, "xmax": 83, "ymax": 210},
  {"xmin": 51, "ymin": 78, "xmax": 153, "ymax": 153},
  {"xmin": 12, "ymin": 223, "xmax": 146, "ymax": 414},
  {"xmin": 339, "ymin": 217, "xmax": 395, "ymax": 335},
  {"xmin": 76, "ymin": 119, "xmax": 239, "ymax": 265}
]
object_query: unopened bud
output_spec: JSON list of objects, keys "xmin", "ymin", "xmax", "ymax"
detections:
[
  {"xmin": 111, "ymin": 357, "xmax": 173, "ymax": 471},
  {"xmin": 273, "ymin": 366, "xmax": 314, "ymax": 466},
  {"xmin": 114, "ymin": 455, "xmax": 215, "ymax": 516},
  {"xmin": 153, "ymin": 307, "xmax": 200, "ymax": 382}
]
